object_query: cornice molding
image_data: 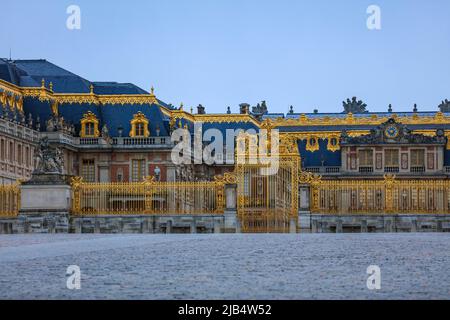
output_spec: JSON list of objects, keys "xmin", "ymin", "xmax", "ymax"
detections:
[
  {"xmin": 160, "ymin": 107, "xmax": 261, "ymax": 126},
  {"xmin": 269, "ymin": 112, "xmax": 450, "ymax": 127},
  {"xmin": 0, "ymin": 79, "xmax": 159, "ymax": 106}
]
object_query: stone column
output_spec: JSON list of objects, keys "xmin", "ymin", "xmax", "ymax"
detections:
[
  {"xmin": 299, "ymin": 186, "xmax": 310, "ymax": 210},
  {"xmin": 225, "ymin": 185, "xmax": 237, "ymax": 210}
]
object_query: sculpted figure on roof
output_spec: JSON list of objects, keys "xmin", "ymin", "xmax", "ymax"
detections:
[
  {"xmin": 342, "ymin": 97, "xmax": 368, "ymax": 114},
  {"xmin": 438, "ymin": 99, "xmax": 450, "ymax": 113}
]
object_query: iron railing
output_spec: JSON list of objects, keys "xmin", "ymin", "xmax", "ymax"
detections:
[
  {"xmin": 71, "ymin": 176, "xmax": 226, "ymax": 215},
  {"xmin": 0, "ymin": 183, "xmax": 20, "ymax": 217},
  {"xmin": 310, "ymin": 175, "xmax": 450, "ymax": 214}
]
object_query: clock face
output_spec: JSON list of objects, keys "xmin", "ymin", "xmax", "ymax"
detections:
[{"xmin": 385, "ymin": 125, "xmax": 399, "ymax": 138}]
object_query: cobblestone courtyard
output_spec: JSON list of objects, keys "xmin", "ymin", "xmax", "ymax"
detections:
[{"xmin": 0, "ymin": 233, "xmax": 449, "ymax": 299}]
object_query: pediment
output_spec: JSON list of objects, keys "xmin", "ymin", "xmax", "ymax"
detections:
[{"xmin": 340, "ymin": 118, "xmax": 446, "ymax": 145}]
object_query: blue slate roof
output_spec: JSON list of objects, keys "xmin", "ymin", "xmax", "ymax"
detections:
[
  {"xmin": 92, "ymin": 82, "xmax": 147, "ymax": 95},
  {"xmin": 1, "ymin": 58, "xmax": 449, "ymax": 167},
  {"xmin": 0, "ymin": 58, "xmax": 171, "ymax": 136}
]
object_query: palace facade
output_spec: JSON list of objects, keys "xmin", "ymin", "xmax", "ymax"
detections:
[
  {"xmin": 1, "ymin": 58, "xmax": 450, "ymax": 233},
  {"xmin": 1, "ymin": 59, "xmax": 449, "ymax": 184}
]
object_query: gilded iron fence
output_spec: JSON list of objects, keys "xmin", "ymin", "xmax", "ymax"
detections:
[
  {"xmin": 310, "ymin": 175, "xmax": 450, "ymax": 214},
  {"xmin": 71, "ymin": 176, "xmax": 226, "ymax": 215},
  {"xmin": 0, "ymin": 183, "xmax": 20, "ymax": 217}
]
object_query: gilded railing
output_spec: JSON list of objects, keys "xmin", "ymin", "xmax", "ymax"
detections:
[
  {"xmin": 310, "ymin": 175, "xmax": 450, "ymax": 214},
  {"xmin": 70, "ymin": 176, "xmax": 227, "ymax": 215},
  {"xmin": 0, "ymin": 183, "xmax": 21, "ymax": 217}
]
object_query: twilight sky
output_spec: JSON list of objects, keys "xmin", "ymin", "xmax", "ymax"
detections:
[{"xmin": 1, "ymin": 0, "xmax": 450, "ymax": 114}]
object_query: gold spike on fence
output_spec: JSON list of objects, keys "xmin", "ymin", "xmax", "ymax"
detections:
[
  {"xmin": 0, "ymin": 183, "xmax": 21, "ymax": 217},
  {"xmin": 310, "ymin": 175, "xmax": 450, "ymax": 214},
  {"xmin": 70, "ymin": 176, "xmax": 226, "ymax": 215}
]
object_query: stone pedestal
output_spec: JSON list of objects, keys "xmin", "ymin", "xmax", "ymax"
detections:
[
  {"xmin": 17, "ymin": 173, "xmax": 72, "ymax": 233},
  {"xmin": 225, "ymin": 185, "xmax": 237, "ymax": 209},
  {"xmin": 224, "ymin": 209, "xmax": 239, "ymax": 233}
]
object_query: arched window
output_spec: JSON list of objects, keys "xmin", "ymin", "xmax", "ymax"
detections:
[
  {"xmin": 80, "ymin": 111, "xmax": 99, "ymax": 138},
  {"xmin": 130, "ymin": 111, "xmax": 149, "ymax": 137}
]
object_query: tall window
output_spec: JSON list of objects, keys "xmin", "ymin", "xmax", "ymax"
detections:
[
  {"xmin": 81, "ymin": 159, "xmax": 95, "ymax": 182},
  {"xmin": 25, "ymin": 147, "xmax": 30, "ymax": 167},
  {"xmin": 385, "ymin": 149, "xmax": 399, "ymax": 167},
  {"xmin": 9, "ymin": 142, "xmax": 14, "ymax": 163},
  {"xmin": 85, "ymin": 122, "xmax": 95, "ymax": 136},
  {"xmin": 136, "ymin": 123, "xmax": 145, "ymax": 137},
  {"xmin": 411, "ymin": 149, "xmax": 425, "ymax": 167},
  {"xmin": 117, "ymin": 168, "xmax": 124, "ymax": 182},
  {"xmin": 17, "ymin": 144, "xmax": 22, "ymax": 165},
  {"xmin": 0, "ymin": 139, "xmax": 4, "ymax": 161},
  {"xmin": 358, "ymin": 149, "xmax": 373, "ymax": 166},
  {"xmin": 131, "ymin": 159, "xmax": 146, "ymax": 182}
]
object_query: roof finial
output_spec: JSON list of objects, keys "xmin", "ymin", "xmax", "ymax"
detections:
[
  {"xmin": 49, "ymin": 82, "xmax": 53, "ymax": 91},
  {"xmin": 90, "ymin": 84, "xmax": 94, "ymax": 94},
  {"xmin": 388, "ymin": 104, "xmax": 393, "ymax": 113},
  {"xmin": 41, "ymin": 78, "xmax": 45, "ymax": 88},
  {"xmin": 413, "ymin": 103, "xmax": 418, "ymax": 113},
  {"xmin": 190, "ymin": 106, "xmax": 193, "ymax": 114},
  {"xmin": 180, "ymin": 102, "xmax": 183, "ymax": 110},
  {"xmin": 150, "ymin": 86, "xmax": 154, "ymax": 95}
]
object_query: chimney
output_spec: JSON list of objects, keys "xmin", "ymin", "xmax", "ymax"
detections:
[{"xmin": 239, "ymin": 103, "xmax": 250, "ymax": 114}]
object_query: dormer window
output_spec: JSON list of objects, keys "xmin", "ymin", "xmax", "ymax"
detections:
[
  {"xmin": 80, "ymin": 111, "xmax": 100, "ymax": 138},
  {"xmin": 136, "ymin": 122, "xmax": 145, "ymax": 137},
  {"xmin": 130, "ymin": 111, "xmax": 149, "ymax": 137},
  {"xmin": 85, "ymin": 122, "xmax": 95, "ymax": 136}
]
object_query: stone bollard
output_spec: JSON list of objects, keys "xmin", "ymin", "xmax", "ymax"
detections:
[
  {"xmin": 166, "ymin": 220, "xmax": 172, "ymax": 234},
  {"xmin": 94, "ymin": 219, "xmax": 101, "ymax": 233},
  {"xmin": 384, "ymin": 219, "xmax": 392, "ymax": 233},
  {"xmin": 190, "ymin": 220, "xmax": 197, "ymax": 234},
  {"xmin": 312, "ymin": 219, "xmax": 318, "ymax": 233},
  {"xmin": 411, "ymin": 219, "xmax": 418, "ymax": 232},
  {"xmin": 361, "ymin": 220, "xmax": 368, "ymax": 233},
  {"xmin": 336, "ymin": 219, "xmax": 343, "ymax": 233},
  {"xmin": 74, "ymin": 219, "xmax": 82, "ymax": 233},
  {"xmin": 213, "ymin": 219, "xmax": 221, "ymax": 233},
  {"xmin": 437, "ymin": 220, "xmax": 443, "ymax": 232}
]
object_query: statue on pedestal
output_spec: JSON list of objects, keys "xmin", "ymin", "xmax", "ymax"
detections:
[{"xmin": 34, "ymin": 137, "xmax": 64, "ymax": 174}]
